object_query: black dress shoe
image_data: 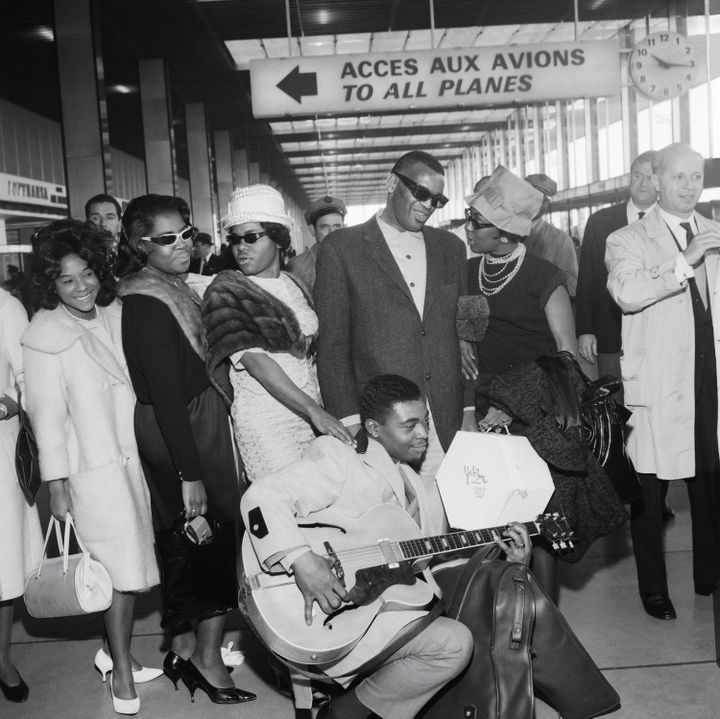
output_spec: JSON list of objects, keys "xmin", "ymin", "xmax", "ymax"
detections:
[
  {"xmin": 163, "ymin": 650, "xmax": 187, "ymax": 690},
  {"xmin": 640, "ymin": 592, "xmax": 677, "ymax": 620},
  {"xmin": 179, "ymin": 660, "xmax": 256, "ymax": 704},
  {"xmin": 0, "ymin": 669, "xmax": 29, "ymax": 703}
]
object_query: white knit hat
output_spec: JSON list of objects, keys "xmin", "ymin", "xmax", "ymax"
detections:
[{"xmin": 222, "ymin": 184, "xmax": 294, "ymax": 231}]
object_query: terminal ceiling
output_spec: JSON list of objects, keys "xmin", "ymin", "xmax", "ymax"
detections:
[{"xmin": 2, "ymin": 0, "xmax": 713, "ymax": 208}]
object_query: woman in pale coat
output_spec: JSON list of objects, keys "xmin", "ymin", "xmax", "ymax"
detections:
[
  {"xmin": 23, "ymin": 220, "xmax": 159, "ymax": 715},
  {"xmin": 0, "ymin": 287, "xmax": 42, "ymax": 704}
]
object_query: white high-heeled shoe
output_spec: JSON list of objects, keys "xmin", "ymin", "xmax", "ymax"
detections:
[
  {"xmin": 95, "ymin": 648, "xmax": 164, "ymax": 684},
  {"xmin": 109, "ymin": 678, "xmax": 139, "ymax": 716}
]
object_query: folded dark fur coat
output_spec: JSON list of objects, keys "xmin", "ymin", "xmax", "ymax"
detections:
[
  {"xmin": 202, "ymin": 270, "xmax": 317, "ymax": 405},
  {"xmin": 476, "ymin": 360, "xmax": 629, "ymax": 562}
]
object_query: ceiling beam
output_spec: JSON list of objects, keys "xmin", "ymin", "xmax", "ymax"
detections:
[
  {"xmin": 282, "ymin": 144, "xmax": 469, "ymax": 159},
  {"xmin": 271, "ymin": 121, "xmax": 502, "ymax": 141}
]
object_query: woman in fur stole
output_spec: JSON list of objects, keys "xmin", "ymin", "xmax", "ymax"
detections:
[
  {"xmin": 202, "ymin": 184, "xmax": 353, "ymax": 483},
  {"xmin": 116, "ymin": 195, "xmax": 254, "ymax": 706}
]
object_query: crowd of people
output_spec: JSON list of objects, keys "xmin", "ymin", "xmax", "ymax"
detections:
[{"xmin": 0, "ymin": 142, "xmax": 718, "ymax": 719}]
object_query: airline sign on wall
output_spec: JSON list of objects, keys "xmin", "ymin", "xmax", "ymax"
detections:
[
  {"xmin": 250, "ymin": 40, "xmax": 620, "ymax": 118},
  {"xmin": 0, "ymin": 173, "xmax": 67, "ymax": 209}
]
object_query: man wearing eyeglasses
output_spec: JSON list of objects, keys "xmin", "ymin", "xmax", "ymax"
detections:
[{"xmin": 314, "ymin": 150, "xmax": 476, "ymax": 488}]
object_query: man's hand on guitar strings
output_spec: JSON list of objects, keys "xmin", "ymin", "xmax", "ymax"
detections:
[
  {"xmin": 292, "ymin": 551, "xmax": 351, "ymax": 625},
  {"xmin": 493, "ymin": 523, "xmax": 532, "ymax": 565}
]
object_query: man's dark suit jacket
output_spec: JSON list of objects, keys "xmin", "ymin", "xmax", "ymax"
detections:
[
  {"xmin": 189, "ymin": 253, "xmax": 221, "ymax": 276},
  {"xmin": 314, "ymin": 216, "xmax": 466, "ymax": 450},
  {"xmin": 575, "ymin": 202, "xmax": 628, "ymax": 354}
]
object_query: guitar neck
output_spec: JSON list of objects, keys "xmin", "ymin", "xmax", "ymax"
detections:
[{"xmin": 398, "ymin": 521, "xmax": 539, "ymax": 562}]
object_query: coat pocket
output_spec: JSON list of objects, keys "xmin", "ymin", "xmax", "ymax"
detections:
[
  {"xmin": 620, "ymin": 350, "xmax": 647, "ymax": 407},
  {"xmin": 67, "ymin": 461, "xmax": 128, "ymax": 543}
]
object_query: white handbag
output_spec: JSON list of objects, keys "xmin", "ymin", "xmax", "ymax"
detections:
[{"xmin": 24, "ymin": 513, "xmax": 113, "ymax": 618}]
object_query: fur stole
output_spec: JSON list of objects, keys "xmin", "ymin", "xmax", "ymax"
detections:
[
  {"xmin": 202, "ymin": 270, "xmax": 317, "ymax": 406},
  {"xmin": 116, "ymin": 267, "xmax": 205, "ymax": 360}
]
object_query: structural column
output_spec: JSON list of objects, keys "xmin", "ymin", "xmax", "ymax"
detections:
[
  {"xmin": 214, "ymin": 130, "xmax": 234, "ymax": 219},
  {"xmin": 233, "ymin": 148, "xmax": 250, "ymax": 187},
  {"xmin": 185, "ymin": 103, "xmax": 215, "ymax": 237},
  {"xmin": 139, "ymin": 59, "xmax": 177, "ymax": 196},
  {"xmin": 54, "ymin": 0, "xmax": 109, "ymax": 218}
]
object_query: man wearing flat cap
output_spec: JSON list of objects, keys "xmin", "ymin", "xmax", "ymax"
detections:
[
  {"xmin": 524, "ymin": 173, "xmax": 578, "ymax": 297},
  {"xmin": 287, "ymin": 195, "xmax": 346, "ymax": 291}
]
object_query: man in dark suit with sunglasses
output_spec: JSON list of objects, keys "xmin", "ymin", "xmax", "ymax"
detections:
[{"xmin": 314, "ymin": 151, "xmax": 476, "ymax": 489}]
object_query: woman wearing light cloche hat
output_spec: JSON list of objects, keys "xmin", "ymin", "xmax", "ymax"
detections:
[{"xmin": 202, "ymin": 184, "xmax": 354, "ymax": 483}]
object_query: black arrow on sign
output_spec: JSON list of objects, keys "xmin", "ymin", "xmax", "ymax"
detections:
[{"xmin": 276, "ymin": 66, "xmax": 318, "ymax": 104}]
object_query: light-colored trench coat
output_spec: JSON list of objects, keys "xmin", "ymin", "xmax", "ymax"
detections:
[
  {"xmin": 22, "ymin": 301, "xmax": 158, "ymax": 591},
  {"xmin": 606, "ymin": 207, "xmax": 720, "ymax": 480},
  {"xmin": 0, "ymin": 289, "xmax": 42, "ymax": 600}
]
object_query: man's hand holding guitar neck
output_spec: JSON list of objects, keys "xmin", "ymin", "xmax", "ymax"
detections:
[{"xmin": 292, "ymin": 550, "xmax": 351, "ymax": 625}]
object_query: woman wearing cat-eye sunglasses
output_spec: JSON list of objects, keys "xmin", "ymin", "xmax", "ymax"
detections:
[
  {"xmin": 202, "ymin": 184, "xmax": 354, "ymax": 485},
  {"xmin": 116, "ymin": 194, "xmax": 255, "ymax": 705}
]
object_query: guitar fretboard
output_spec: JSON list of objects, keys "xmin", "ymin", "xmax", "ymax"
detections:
[{"xmin": 398, "ymin": 521, "xmax": 539, "ymax": 560}]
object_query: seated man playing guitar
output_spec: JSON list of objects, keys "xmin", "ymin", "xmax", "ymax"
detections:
[{"xmin": 240, "ymin": 374, "xmax": 532, "ymax": 719}]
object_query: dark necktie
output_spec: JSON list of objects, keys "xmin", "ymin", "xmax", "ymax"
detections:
[
  {"xmin": 680, "ymin": 221, "xmax": 694, "ymax": 244},
  {"xmin": 637, "ymin": 211, "xmax": 645, "ymax": 219}
]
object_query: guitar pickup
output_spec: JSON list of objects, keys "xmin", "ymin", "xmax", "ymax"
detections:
[{"xmin": 377, "ymin": 539, "xmax": 402, "ymax": 568}]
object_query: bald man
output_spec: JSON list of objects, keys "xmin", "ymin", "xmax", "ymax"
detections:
[{"xmin": 607, "ymin": 143, "xmax": 720, "ymax": 619}]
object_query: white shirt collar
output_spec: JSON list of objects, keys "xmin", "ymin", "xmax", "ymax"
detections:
[
  {"xmin": 627, "ymin": 199, "xmax": 656, "ymax": 222},
  {"xmin": 376, "ymin": 210, "xmax": 424, "ymax": 243},
  {"xmin": 658, "ymin": 206, "xmax": 698, "ymax": 248}
]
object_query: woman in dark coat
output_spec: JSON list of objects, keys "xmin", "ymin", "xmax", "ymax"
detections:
[{"xmin": 117, "ymin": 194, "xmax": 254, "ymax": 705}]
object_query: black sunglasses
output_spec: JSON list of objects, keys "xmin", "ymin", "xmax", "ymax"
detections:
[
  {"xmin": 464, "ymin": 208, "xmax": 495, "ymax": 231},
  {"xmin": 227, "ymin": 231, "xmax": 268, "ymax": 246},
  {"xmin": 140, "ymin": 225, "xmax": 197, "ymax": 247},
  {"xmin": 393, "ymin": 172, "xmax": 449, "ymax": 209}
]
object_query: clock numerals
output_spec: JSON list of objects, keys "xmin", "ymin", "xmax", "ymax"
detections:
[{"xmin": 628, "ymin": 31, "xmax": 700, "ymax": 101}]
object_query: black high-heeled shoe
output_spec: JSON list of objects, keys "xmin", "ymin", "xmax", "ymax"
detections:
[
  {"xmin": 0, "ymin": 668, "xmax": 29, "ymax": 703},
  {"xmin": 179, "ymin": 660, "xmax": 255, "ymax": 704},
  {"xmin": 163, "ymin": 651, "xmax": 187, "ymax": 690}
]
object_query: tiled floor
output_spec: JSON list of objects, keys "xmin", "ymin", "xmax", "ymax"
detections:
[{"xmin": 4, "ymin": 482, "xmax": 719, "ymax": 718}]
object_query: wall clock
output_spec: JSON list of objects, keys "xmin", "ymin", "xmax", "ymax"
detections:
[{"xmin": 629, "ymin": 31, "xmax": 700, "ymax": 101}]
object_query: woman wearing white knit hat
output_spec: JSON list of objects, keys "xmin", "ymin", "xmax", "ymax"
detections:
[{"xmin": 202, "ymin": 185, "xmax": 354, "ymax": 482}]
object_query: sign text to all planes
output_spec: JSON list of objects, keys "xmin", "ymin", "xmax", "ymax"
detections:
[{"xmin": 250, "ymin": 41, "xmax": 620, "ymax": 117}]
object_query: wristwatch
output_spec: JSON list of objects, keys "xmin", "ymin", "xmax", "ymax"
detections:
[{"xmin": 0, "ymin": 403, "xmax": 8, "ymax": 420}]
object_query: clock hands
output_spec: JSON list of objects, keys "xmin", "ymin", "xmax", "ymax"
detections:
[{"xmin": 650, "ymin": 53, "xmax": 694, "ymax": 69}]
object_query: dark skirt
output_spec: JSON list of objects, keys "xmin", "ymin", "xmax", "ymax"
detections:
[{"xmin": 135, "ymin": 385, "xmax": 242, "ymax": 628}]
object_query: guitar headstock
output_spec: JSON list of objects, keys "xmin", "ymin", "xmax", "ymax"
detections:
[{"xmin": 535, "ymin": 512, "xmax": 574, "ymax": 552}]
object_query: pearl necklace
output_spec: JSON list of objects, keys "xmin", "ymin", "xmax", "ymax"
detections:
[
  {"xmin": 478, "ymin": 244, "xmax": 526, "ymax": 296},
  {"xmin": 62, "ymin": 303, "xmax": 97, "ymax": 323}
]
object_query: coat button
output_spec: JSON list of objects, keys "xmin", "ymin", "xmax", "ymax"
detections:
[
  {"xmin": 119, "ymin": 454, "xmax": 130, "ymax": 467},
  {"xmin": 99, "ymin": 379, "xmax": 109, "ymax": 391},
  {"xmin": 421, "ymin": 329, "xmax": 426, "ymax": 336},
  {"xmin": 425, "ymin": 372, "xmax": 431, "ymax": 380}
]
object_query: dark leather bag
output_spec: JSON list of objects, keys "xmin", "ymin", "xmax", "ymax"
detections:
[
  {"xmin": 15, "ymin": 393, "xmax": 41, "ymax": 505},
  {"xmin": 536, "ymin": 353, "xmax": 641, "ymax": 504},
  {"xmin": 422, "ymin": 548, "xmax": 620, "ymax": 719},
  {"xmin": 580, "ymin": 376, "xmax": 641, "ymax": 503}
]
